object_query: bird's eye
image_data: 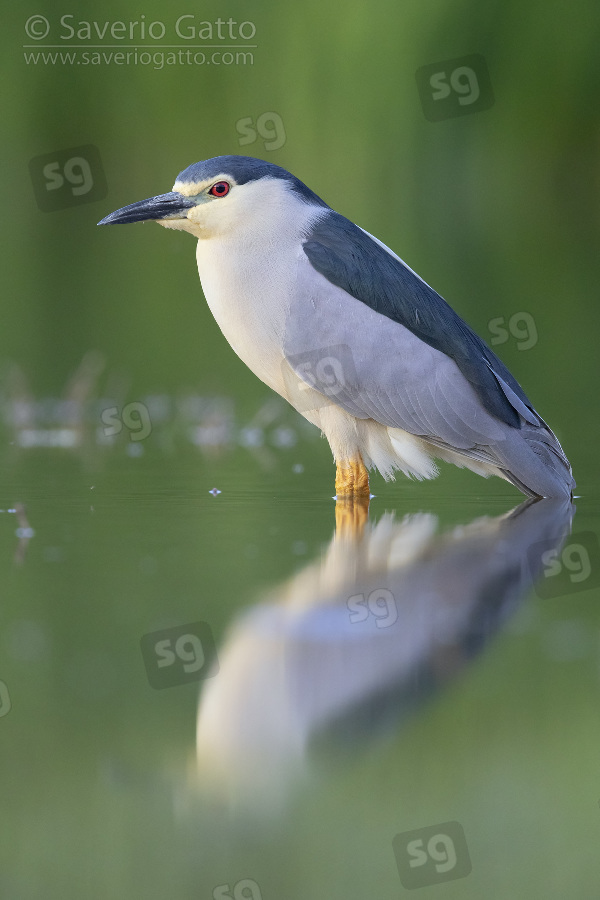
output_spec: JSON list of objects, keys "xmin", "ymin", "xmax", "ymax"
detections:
[{"xmin": 209, "ymin": 181, "xmax": 230, "ymax": 197}]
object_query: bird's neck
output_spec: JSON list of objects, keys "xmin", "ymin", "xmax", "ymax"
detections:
[{"xmin": 194, "ymin": 204, "xmax": 326, "ymax": 394}]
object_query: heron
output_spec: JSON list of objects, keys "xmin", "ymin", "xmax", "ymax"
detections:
[{"xmin": 98, "ymin": 155, "xmax": 574, "ymax": 500}]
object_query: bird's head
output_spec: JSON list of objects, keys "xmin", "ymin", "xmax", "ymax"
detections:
[{"xmin": 98, "ymin": 155, "xmax": 328, "ymax": 239}]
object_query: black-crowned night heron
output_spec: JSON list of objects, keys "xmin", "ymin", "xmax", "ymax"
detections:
[{"xmin": 99, "ymin": 156, "xmax": 574, "ymax": 500}]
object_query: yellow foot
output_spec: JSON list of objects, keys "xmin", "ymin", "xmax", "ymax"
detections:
[{"xmin": 335, "ymin": 456, "xmax": 370, "ymax": 498}]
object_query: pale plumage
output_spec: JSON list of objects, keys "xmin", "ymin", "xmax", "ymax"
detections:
[{"xmin": 99, "ymin": 155, "xmax": 574, "ymax": 499}]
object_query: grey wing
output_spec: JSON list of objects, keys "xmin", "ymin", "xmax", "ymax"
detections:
[
  {"xmin": 284, "ymin": 254, "xmax": 506, "ymax": 450},
  {"xmin": 283, "ymin": 253, "xmax": 574, "ymax": 497}
]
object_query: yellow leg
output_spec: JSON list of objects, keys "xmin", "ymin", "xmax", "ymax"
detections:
[
  {"xmin": 334, "ymin": 456, "xmax": 371, "ymax": 538},
  {"xmin": 335, "ymin": 456, "xmax": 370, "ymax": 498}
]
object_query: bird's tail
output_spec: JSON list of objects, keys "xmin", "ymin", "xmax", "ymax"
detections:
[{"xmin": 491, "ymin": 417, "xmax": 575, "ymax": 498}]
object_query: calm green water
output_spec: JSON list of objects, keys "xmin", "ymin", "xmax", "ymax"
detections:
[
  {"xmin": 3, "ymin": 0, "xmax": 600, "ymax": 894},
  {"xmin": 1, "ymin": 440, "xmax": 599, "ymax": 898}
]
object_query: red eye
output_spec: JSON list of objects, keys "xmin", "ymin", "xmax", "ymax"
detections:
[{"xmin": 209, "ymin": 181, "xmax": 230, "ymax": 197}]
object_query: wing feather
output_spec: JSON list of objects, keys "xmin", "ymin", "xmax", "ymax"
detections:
[
  {"xmin": 302, "ymin": 212, "xmax": 538, "ymax": 429},
  {"xmin": 284, "ymin": 253, "xmax": 506, "ymax": 449},
  {"xmin": 282, "ymin": 212, "xmax": 574, "ymax": 497}
]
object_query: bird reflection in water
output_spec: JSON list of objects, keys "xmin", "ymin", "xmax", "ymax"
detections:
[{"xmin": 194, "ymin": 497, "xmax": 573, "ymax": 811}]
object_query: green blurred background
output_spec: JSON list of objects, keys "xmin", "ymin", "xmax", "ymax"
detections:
[
  {"xmin": 2, "ymin": 0, "xmax": 600, "ymax": 897},
  {"xmin": 5, "ymin": 0, "xmax": 599, "ymax": 435}
]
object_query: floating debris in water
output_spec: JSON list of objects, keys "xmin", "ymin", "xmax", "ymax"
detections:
[
  {"xmin": 17, "ymin": 428, "xmax": 80, "ymax": 448},
  {"xmin": 270, "ymin": 426, "xmax": 297, "ymax": 448},
  {"xmin": 292, "ymin": 463, "xmax": 304, "ymax": 474},
  {"xmin": 208, "ymin": 488, "xmax": 222, "ymax": 496},
  {"xmin": 13, "ymin": 503, "xmax": 34, "ymax": 565},
  {"xmin": 126, "ymin": 442, "xmax": 144, "ymax": 457},
  {"xmin": 239, "ymin": 426, "xmax": 263, "ymax": 448},
  {"xmin": 0, "ymin": 355, "xmax": 319, "ymax": 463}
]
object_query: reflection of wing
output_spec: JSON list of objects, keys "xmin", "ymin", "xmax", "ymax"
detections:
[
  {"xmin": 282, "ymin": 213, "xmax": 574, "ymax": 497},
  {"xmin": 196, "ymin": 498, "xmax": 574, "ymax": 806}
]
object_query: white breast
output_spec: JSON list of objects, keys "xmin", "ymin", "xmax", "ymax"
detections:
[{"xmin": 195, "ymin": 187, "xmax": 326, "ymax": 397}]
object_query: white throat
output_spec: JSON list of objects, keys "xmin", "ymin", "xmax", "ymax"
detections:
[{"xmin": 194, "ymin": 180, "xmax": 327, "ymax": 394}]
